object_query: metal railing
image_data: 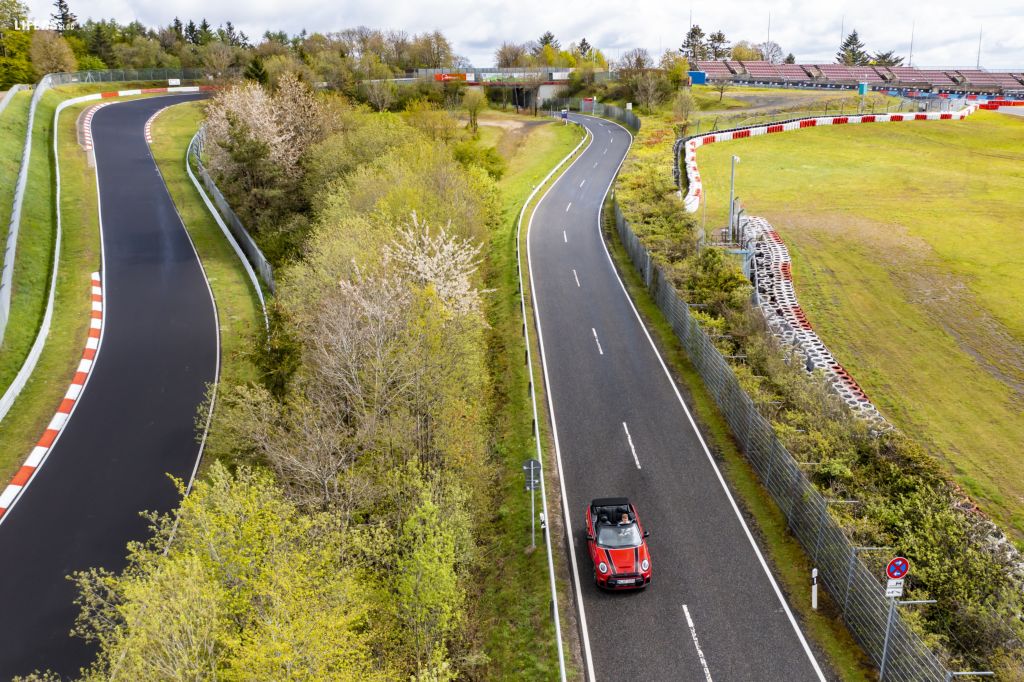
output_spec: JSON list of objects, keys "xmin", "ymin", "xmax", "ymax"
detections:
[
  {"xmin": 187, "ymin": 129, "xmax": 276, "ymax": 294},
  {"xmin": 611, "ymin": 199, "xmax": 953, "ymax": 680}
]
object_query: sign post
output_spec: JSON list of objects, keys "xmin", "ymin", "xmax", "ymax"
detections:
[
  {"xmin": 811, "ymin": 568, "xmax": 818, "ymax": 610},
  {"xmin": 522, "ymin": 459, "xmax": 541, "ymax": 549},
  {"xmin": 879, "ymin": 557, "xmax": 916, "ymax": 681}
]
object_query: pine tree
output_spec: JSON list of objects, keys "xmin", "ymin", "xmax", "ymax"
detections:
[
  {"xmin": 536, "ymin": 31, "xmax": 559, "ymax": 50},
  {"xmin": 872, "ymin": 50, "xmax": 903, "ymax": 67},
  {"xmin": 171, "ymin": 17, "xmax": 183, "ymax": 39},
  {"xmin": 836, "ymin": 30, "xmax": 869, "ymax": 66},
  {"xmin": 197, "ymin": 18, "xmax": 213, "ymax": 45},
  {"xmin": 184, "ymin": 20, "xmax": 198, "ymax": 45},
  {"xmin": 680, "ymin": 25, "xmax": 707, "ymax": 61},
  {"xmin": 578, "ymin": 37, "xmax": 591, "ymax": 57},
  {"xmin": 706, "ymin": 30, "xmax": 729, "ymax": 59},
  {"xmin": 244, "ymin": 56, "xmax": 267, "ymax": 85},
  {"xmin": 49, "ymin": 0, "xmax": 76, "ymax": 34},
  {"xmin": 784, "ymin": 53, "xmax": 795, "ymax": 64}
]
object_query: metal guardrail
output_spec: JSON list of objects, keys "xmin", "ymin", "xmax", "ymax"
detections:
[
  {"xmin": 610, "ymin": 199, "xmax": 953, "ymax": 680},
  {"xmin": 47, "ymin": 68, "xmax": 208, "ymax": 86},
  {"xmin": 0, "ymin": 84, "xmax": 28, "ymax": 117},
  {"xmin": 187, "ymin": 128, "xmax": 276, "ymax": 295}
]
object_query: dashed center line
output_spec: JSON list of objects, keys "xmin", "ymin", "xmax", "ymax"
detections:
[
  {"xmin": 579, "ymin": 179, "xmax": 586, "ymax": 188},
  {"xmin": 683, "ymin": 605, "xmax": 713, "ymax": 681},
  {"xmin": 591, "ymin": 327, "xmax": 604, "ymax": 356},
  {"xmin": 572, "ymin": 269, "xmax": 580, "ymax": 287},
  {"xmin": 563, "ymin": 230, "xmax": 567, "ymax": 243},
  {"xmin": 593, "ymin": 161, "xmax": 599, "ymax": 168},
  {"xmin": 603, "ymin": 147, "xmax": 608, "ymax": 155},
  {"xmin": 622, "ymin": 422, "xmax": 641, "ymax": 469},
  {"xmin": 566, "ymin": 202, "xmax": 572, "ymax": 212}
]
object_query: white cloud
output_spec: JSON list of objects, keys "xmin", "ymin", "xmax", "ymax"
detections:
[{"xmin": 25, "ymin": 0, "xmax": 1024, "ymax": 68}]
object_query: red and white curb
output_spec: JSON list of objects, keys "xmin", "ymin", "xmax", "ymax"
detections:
[
  {"xmin": 81, "ymin": 86, "xmax": 215, "ymax": 151},
  {"xmin": 681, "ymin": 105, "xmax": 979, "ymax": 212},
  {"xmin": 80, "ymin": 102, "xmax": 111, "ymax": 151},
  {"xmin": 0, "ymin": 272, "xmax": 103, "ymax": 521}
]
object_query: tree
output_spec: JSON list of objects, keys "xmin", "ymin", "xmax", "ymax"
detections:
[
  {"xmin": 680, "ymin": 25, "xmax": 707, "ymax": 61},
  {"xmin": 633, "ymin": 71, "xmax": 666, "ymax": 112},
  {"xmin": 659, "ymin": 50, "xmax": 689, "ymax": 89},
  {"xmin": 759, "ymin": 40, "xmax": 784, "ymax": 64},
  {"xmin": 494, "ymin": 41, "xmax": 526, "ymax": 68},
  {"xmin": 837, "ymin": 30, "xmax": 869, "ymax": 65},
  {"xmin": 200, "ymin": 41, "xmax": 234, "ymax": 76},
  {"xmin": 461, "ymin": 88, "xmax": 485, "ymax": 132},
  {"xmin": 30, "ymin": 30, "xmax": 75, "ymax": 75},
  {"xmin": 49, "ymin": 0, "xmax": 75, "ymax": 34},
  {"xmin": 1, "ymin": 0, "xmax": 29, "ymax": 29},
  {"xmin": 535, "ymin": 31, "xmax": 559, "ymax": 53},
  {"xmin": 577, "ymin": 37, "xmax": 591, "ymax": 57},
  {"xmin": 731, "ymin": 41, "xmax": 763, "ymax": 62},
  {"xmin": 706, "ymin": 30, "xmax": 729, "ymax": 59},
  {"xmin": 364, "ymin": 78, "xmax": 397, "ymax": 112},
  {"xmin": 184, "ymin": 20, "xmax": 198, "ymax": 45},
  {"xmin": 872, "ymin": 50, "xmax": 904, "ymax": 66},
  {"xmin": 784, "ymin": 53, "xmax": 795, "ymax": 64},
  {"xmin": 244, "ymin": 56, "xmax": 267, "ymax": 84},
  {"xmin": 713, "ymin": 79, "xmax": 730, "ymax": 102},
  {"xmin": 197, "ymin": 18, "xmax": 214, "ymax": 46},
  {"xmin": 673, "ymin": 90, "xmax": 697, "ymax": 122}
]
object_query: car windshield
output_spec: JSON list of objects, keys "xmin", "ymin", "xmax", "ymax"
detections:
[{"xmin": 596, "ymin": 522, "xmax": 642, "ymax": 548}]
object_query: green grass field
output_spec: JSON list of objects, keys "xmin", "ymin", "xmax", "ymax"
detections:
[
  {"xmin": 696, "ymin": 110, "xmax": 1024, "ymax": 538},
  {"xmin": 0, "ymin": 90, "xmax": 31, "ymax": 257},
  {"xmin": 475, "ymin": 111, "xmax": 585, "ymax": 679}
]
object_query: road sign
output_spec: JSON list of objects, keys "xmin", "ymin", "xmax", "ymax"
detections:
[
  {"xmin": 886, "ymin": 556, "xmax": 910, "ymax": 580},
  {"xmin": 522, "ymin": 459, "xmax": 541, "ymax": 490},
  {"xmin": 885, "ymin": 579, "xmax": 905, "ymax": 598}
]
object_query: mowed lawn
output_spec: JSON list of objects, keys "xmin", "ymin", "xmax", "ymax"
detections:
[{"xmin": 697, "ymin": 110, "xmax": 1024, "ymax": 538}]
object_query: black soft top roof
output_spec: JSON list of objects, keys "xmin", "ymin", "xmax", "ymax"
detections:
[{"xmin": 591, "ymin": 497, "xmax": 630, "ymax": 510}]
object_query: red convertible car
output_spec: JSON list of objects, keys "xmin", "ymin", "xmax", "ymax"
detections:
[{"xmin": 585, "ymin": 497, "xmax": 652, "ymax": 589}]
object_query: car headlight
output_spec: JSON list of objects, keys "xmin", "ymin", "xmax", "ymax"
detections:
[
  {"xmin": 598, "ymin": 562, "xmax": 609, "ymax": 574},
  {"xmin": 641, "ymin": 559, "xmax": 650, "ymax": 571}
]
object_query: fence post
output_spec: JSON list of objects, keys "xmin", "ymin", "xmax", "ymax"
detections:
[{"xmin": 879, "ymin": 598, "xmax": 897, "ymax": 681}]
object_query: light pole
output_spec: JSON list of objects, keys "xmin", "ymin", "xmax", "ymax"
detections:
[{"xmin": 729, "ymin": 155, "xmax": 740, "ymax": 242}]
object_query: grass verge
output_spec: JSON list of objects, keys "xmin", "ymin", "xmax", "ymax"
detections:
[
  {"xmin": 600, "ymin": 194, "xmax": 874, "ymax": 681},
  {"xmin": 474, "ymin": 113, "xmax": 587, "ymax": 680},
  {"xmin": 149, "ymin": 101, "xmax": 262, "ymax": 458},
  {"xmin": 696, "ymin": 111, "xmax": 1024, "ymax": 539},
  {"xmin": 0, "ymin": 89, "xmax": 31, "ymax": 254}
]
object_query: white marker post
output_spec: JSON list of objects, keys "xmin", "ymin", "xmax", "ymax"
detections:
[{"xmin": 812, "ymin": 568, "xmax": 818, "ymax": 610}]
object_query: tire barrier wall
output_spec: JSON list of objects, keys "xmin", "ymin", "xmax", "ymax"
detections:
[{"xmin": 747, "ymin": 216, "xmax": 887, "ymax": 426}]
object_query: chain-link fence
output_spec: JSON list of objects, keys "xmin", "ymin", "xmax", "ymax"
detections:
[
  {"xmin": 611, "ymin": 199, "xmax": 956, "ymax": 680},
  {"xmin": 188, "ymin": 129, "xmax": 276, "ymax": 294},
  {"xmin": 542, "ymin": 97, "xmax": 641, "ymax": 129},
  {"xmin": 47, "ymin": 68, "xmax": 209, "ymax": 86}
]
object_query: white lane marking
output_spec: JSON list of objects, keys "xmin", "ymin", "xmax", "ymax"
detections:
[
  {"xmin": 593, "ymin": 161, "xmax": 599, "ymax": 168},
  {"xmin": 563, "ymin": 230, "xmax": 568, "ymax": 243},
  {"xmin": 592, "ymin": 327, "xmax": 604, "ymax": 355},
  {"xmin": 603, "ymin": 147, "xmax": 608, "ymax": 154},
  {"xmin": 622, "ymin": 421, "xmax": 641, "ymax": 469},
  {"xmin": 591, "ymin": 114, "xmax": 827, "ymax": 680},
  {"xmin": 526, "ymin": 122, "xmax": 598, "ymax": 682},
  {"xmin": 566, "ymin": 202, "xmax": 572, "ymax": 212},
  {"xmin": 683, "ymin": 605, "xmax": 713, "ymax": 681},
  {"xmin": 579, "ymin": 179, "xmax": 586, "ymax": 188},
  {"xmin": 573, "ymin": 269, "xmax": 580, "ymax": 287}
]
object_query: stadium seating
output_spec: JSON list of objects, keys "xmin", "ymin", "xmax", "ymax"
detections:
[
  {"xmin": 776, "ymin": 63, "xmax": 815, "ymax": 81},
  {"xmin": 740, "ymin": 61, "xmax": 782, "ymax": 80},
  {"xmin": 888, "ymin": 67, "xmax": 958, "ymax": 87},
  {"xmin": 695, "ymin": 60, "xmax": 734, "ymax": 80},
  {"xmin": 723, "ymin": 61, "xmax": 745, "ymax": 75}
]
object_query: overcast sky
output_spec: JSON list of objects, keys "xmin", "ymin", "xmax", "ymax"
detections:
[{"xmin": 24, "ymin": 0, "xmax": 1024, "ymax": 69}]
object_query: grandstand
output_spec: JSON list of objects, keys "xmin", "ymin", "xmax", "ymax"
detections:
[{"xmin": 691, "ymin": 60, "xmax": 1024, "ymax": 95}]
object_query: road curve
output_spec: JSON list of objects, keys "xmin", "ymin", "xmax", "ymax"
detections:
[
  {"xmin": 528, "ymin": 114, "xmax": 825, "ymax": 681},
  {"xmin": 0, "ymin": 94, "xmax": 216, "ymax": 677}
]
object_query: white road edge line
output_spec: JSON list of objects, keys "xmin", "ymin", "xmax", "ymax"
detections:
[
  {"xmin": 517, "ymin": 117, "xmax": 593, "ymax": 682},
  {"xmin": 586, "ymin": 114, "xmax": 827, "ymax": 681},
  {"xmin": 622, "ymin": 422, "xmax": 641, "ymax": 469},
  {"xmin": 527, "ymin": 115, "xmax": 599, "ymax": 682},
  {"xmin": 683, "ymin": 604, "xmax": 713, "ymax": 682},
  {"xmin": 591, "ymin": 328, "xmax": 604, "ymax": 356},
  {"xmin": 573, "ymin": 269, "xmax": 580, "ymax": 288}
]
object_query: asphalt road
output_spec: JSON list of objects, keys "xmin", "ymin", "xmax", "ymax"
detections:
[
  {"xmin": 0, "ymin": 94, "xmax": 216, "ymax": 678},
  {"xmin": 529, "ymin": 114, "xmax": 825, "ymax": 681}
]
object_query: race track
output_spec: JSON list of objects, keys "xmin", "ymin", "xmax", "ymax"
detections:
[
  {"xmin": 529, "ymin": 114, "xmax": 825, "ymax": 681},
  {"xmin": 0, "ymin": 94, "xmax": 216, "ymax": 677}
]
